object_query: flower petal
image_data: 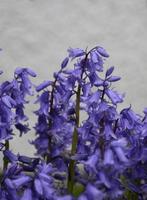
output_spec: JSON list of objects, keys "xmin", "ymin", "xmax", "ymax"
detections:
[
  {"xmin": 97, "ymin": 47, "xmax": 109, "ymax": 57},
  {"xmin": 106, "ymin": 66, "xmax": 114, "ymax": 77},
  {"xmin": 61, "ymin": 57, "xmax": 69, "ymax": 69},
  {"xmin": 36, "ymin": 80, "xmax": 52, "ymax": 92},
  {"xmin": 107, "ymin": 76, "xmax": 121, "ymax": 82}
]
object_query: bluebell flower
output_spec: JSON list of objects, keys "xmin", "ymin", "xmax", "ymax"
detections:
[
  {"xmin": 103, "ymin": 148, "xmax": 115, "ymax": 165},
  {"xmin": 14, "ymin": 68, "xmax": 35, "ymax": 96},
  {"xmin": 36, "ymin": 80, "xmax": 52, "ymax": 92},
  {"xmin": 82, "ymin": 151, "xmax": 99, "ymax": 174},
  {"xmin": 119, "ymin": 107, "xmax": 141, "ymax": 130},
  {"xmin": 1, "ymin": 46, "xmax": 147, "ymax": 199},
  {"xmin": 88, "ymin": 72, "xmax": 104, "ymax": 86},
  {"xmin": 105, "ymin": 89, "xmax": 124, "ymax": 105},
  {"xmin": 96, "ymin": 46, "xmax": 109, "ymax": 57},
  {"xmin": 68, "ymin": 48, "xmax": 85, "ymax": 59},
  {"xmin": 35, "ymin": 91, "xmax": 50, "ymax": 116},
  {"xmin": 85, "ymin": 184, "xmax": 104, "ymax": 200},
  {"xmin": 21, "ymin": 189, "xmax": 32, "ymax": 200},
  {"xmin": 3, "ymin": 150, "xmax": 18, "ymax": 163}
]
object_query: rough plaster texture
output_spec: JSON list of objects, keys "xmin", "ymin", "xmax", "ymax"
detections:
[{"xmin": 0, "ymin": 0, "xmax": 147, "ymax": 160}]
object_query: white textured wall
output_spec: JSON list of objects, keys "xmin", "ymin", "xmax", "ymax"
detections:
[{"xmin": 0, "ymin": 0, "xmax": 147, "ymax": 158}]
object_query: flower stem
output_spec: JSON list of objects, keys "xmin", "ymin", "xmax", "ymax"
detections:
[
  {"xmin": 45, "ymin": 70, "xmax": 63, "ymax": 163},
  {"xmin": 67, "ymin": 48, "xmax": 96, "ymax": 193},
  {"xmin": 3, "ymin": 140, "xmax": 9, "ymax": 170},
  {"xmin": 46, "ymin": 81, "xmax": 56, "ymax": 162},
  {"xmin": 67, "ymin": 85, "xmax": 81, "ymax": 193}
]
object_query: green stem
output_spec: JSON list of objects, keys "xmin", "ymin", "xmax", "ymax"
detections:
[
  {"xmin": 67, "ymin": 85, "xmax": 81, "ymax": 193},
  {"xmin": 3, "ymin": 140, "xmax": 9, "ymax": 170},
  {"xmin": 67, "ymin": 47, "xmax": 98, "ymax": 193}
]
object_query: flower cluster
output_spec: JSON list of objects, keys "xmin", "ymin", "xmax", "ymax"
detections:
[{"xmin": 0, "ymin": 46, "xmax": 147, "ymax": 199}]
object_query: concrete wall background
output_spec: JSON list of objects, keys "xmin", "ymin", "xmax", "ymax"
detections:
[{"xmin": 0, "ymin": 0, "xmax": 147, "ymax": 159}]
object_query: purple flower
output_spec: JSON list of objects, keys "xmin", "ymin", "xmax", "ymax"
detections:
[
  {"xmin": 61, "ymin": 57, "xmax": 69, "ymax": 69},
  {"xmin": 82, "ymin": 83, "xmax": 91, "ymax": 97},
  {"xmin": 68, "ymin": 47, "xmax": 85, "ymax": 58},
  {"xmin": 105, "ymin": 89, "xmax": 124, "ymax": 105},
  {"xmin": 113, "ymin": 146, "xmax": 129, "ymax": 163},
  {"xmin": 104, "ymin": 148, "xmax": 114, "ymax": 165},
  {"xmin": 35, "ymin": 91, "xmax": 50, "ymax": 115},
  {"xmin": 34, "ymin": 178, "xmax": 43, "ymax": 196},
  {"xmin": 96, "ymin": 46, "xmax": 109, "ymax": 57},
  {"xmin": 14, "ymin": 67, "xmax": 36, "ymax": 95},
  {"xmin": 26, "ymin": 68, "xmax": 37, "ymax": 77},
  {"xmin": 107, "ymin": 76, "xmax": 121, "ymax": 82},
  {"xmin": 105, "ymin": 66, "xmax": 114, "ymax": 77},
  {"xmin": 89, "ymin": 73, "xmax": 104, "ymax": 86},
  {"xmin": 1, "ymin": 46, "xmax": 147, "ymax": 199},
  {"xmin": 32, "ymin": 163, "xmax": 55, "ymax": 199},
  {"xmin": 21, "ymin": 189, "xmax": 32, "ymax": 200},
  {"xmin": 2, "ymin": 95, "xmax": 16, "ymax": 108},
  {"xmin": 86, "ymin": 184, "xmax": 104, "ymax": 200},
  {"xmin": 15, "ymin": 123, "xmax": 30, "ymax": 136},
  {"xmin": 3, "ymin": 150, "xmax": 18, "ymax": 163},
  {"xmin": 99, "ymin": 171, "xmax": 111, "ymax": 188},
  {"xmin": 16, "ymin": 105, "xmax": 28, "ymax": 121},
  {"xmin": 36, "ymin": 80, "xmax": 52, "ymax": 92},
  {"xmin": 87, "ymin": 91, "xmax": 101, "ymax": 106},
  {"xmin": 15, "ymin": 67, "xmax": 36, "ymax": 77},
  {"xmin": 12, "ymin": 176, "xmax": 31, "ymax": 188},
  {"xmin": 120, "ymin": 107, "xmax": 140, "ymax": 130},
  {"xmin": 83, "ymin": 151, "xmax": 99, "ymax": 174},
  {"xmin": 90, "ymin": 51, "xmax": 99, "ymax": 63}
]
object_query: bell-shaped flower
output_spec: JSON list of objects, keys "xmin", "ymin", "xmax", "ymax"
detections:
[
  {"xmin": 86, "ymin": 184, "xmax": 104, "ymax": 200},
  {"xmin": 21, "ymin": 189, "xmax": 32, "ymax": 200},
  {"xmin": 104, "ymin": 148, "xmax": 115, "ymax": 165},
  {"xmin": 120, "ymin": 107, "xmax": 141, "ymax": 130},
  {"xmin": 12, "ymin": 176, "xmax": 31, "ymax": 189},
  {"xmin": 96, "ymin": 46, "xmax": 109, "ymax": 57},
  {"xmin": 68, "ymin": 48, "xmax": 85, "ymax": 59},
  {"xmin": 3, "ymin": 150, "xmax": 18, "ymax": 163},
  {"xmin": 105, "ymin": 89, "xmax": 124, "ymax": 105},
  {"xmin": 36, "ymin": 80, "xmax": 52, "ymax": 92}
]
